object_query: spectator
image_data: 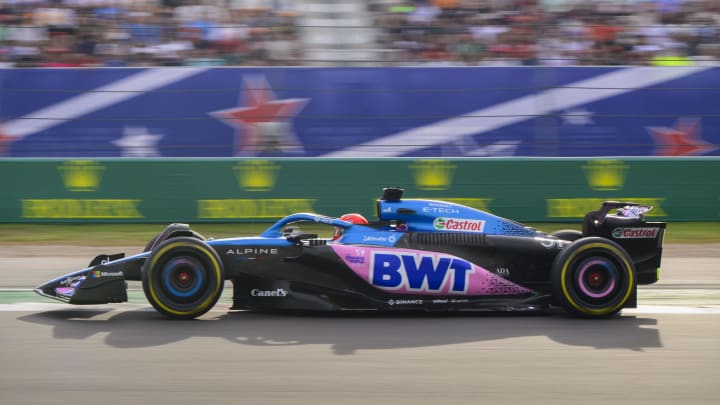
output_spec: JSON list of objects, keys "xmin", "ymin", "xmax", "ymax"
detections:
[
  {"xmin": 0, "ymin": 0, "xmax": 718, "ymax": 67},
  {"xmin": 374, "ymin": 0, "xmax": 720, "ymax": 66}
]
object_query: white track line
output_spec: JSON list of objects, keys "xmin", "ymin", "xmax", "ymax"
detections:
[
  {"xmin": 2, "ymin": 303, "xmax": 719, "ymax": 314},
  {"xmin": 624, "ymin": 306, "xmax": 720, "ymax": 315}
]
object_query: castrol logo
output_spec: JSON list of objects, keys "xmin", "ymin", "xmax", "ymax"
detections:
[
  {"xmin": 611, "ymin": 227, "xmax": 659, "ymax": 239},
  {"xmin": 433, "ymin": 217, "xmax": 485, "ymax": 232}
]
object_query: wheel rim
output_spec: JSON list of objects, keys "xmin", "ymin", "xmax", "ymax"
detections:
[
  {"xmin": 568, "ymin": 253, "xmax": 628, "ymax": 309},
  {"xmin": 162, "ymin": 256, "xmax": 204, "ymax": 298},
  {"xmin": 576, "ymin": 259, "xmax": 617, "ymax": 299}
]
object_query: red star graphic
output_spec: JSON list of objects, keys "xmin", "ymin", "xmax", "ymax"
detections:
[
  {"xmin": 210, "ymin": 76, "xmax": 307, "ymax": 156},
  {"xmin": 647, "ymin": 118, "xmax": 717, "ymax": 156},
  {"xmin": 0, "ymin": 126, "xmax": 12, "ymax": 156}
]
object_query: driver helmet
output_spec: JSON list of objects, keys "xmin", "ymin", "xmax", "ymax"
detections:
[
  {"xmin": 340, "ymin": 213, "xmax": 368, "ymax": 225},
  {"xmin": 333, "ymin": 213, "xmax": 368, "ymax": 240}
]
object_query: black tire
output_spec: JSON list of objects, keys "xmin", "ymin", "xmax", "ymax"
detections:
[
  {"xmin": 551, "ymin": 237, "xmax": 635, "ymax": 318},
  {"xmin": 550, "ymin": 229, "xmax": 583, "ymax": 242},
  {"xmin": 144, "ymin": 230, "xmax": 204, "ymax": 252},
  {"xmin": 143, "ymin": 234, "xmax": 160, "ymax": 252},
  {"xmin": 142, "ymin": 237, "xmax": 224, "ymax": 319}
]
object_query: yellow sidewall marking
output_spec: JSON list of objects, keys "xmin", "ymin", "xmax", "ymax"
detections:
[
  {"xmin": 560, "ymin": 243, "xmax": 634, "ymax": 316},
  {"xmin": 147, "ymin": 241, "xmax": 222, "ymax": 316}
]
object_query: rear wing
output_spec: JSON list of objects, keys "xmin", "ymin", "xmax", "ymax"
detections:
[
  {"xmin": 582, "ymin": 201, "xmax": 653, "ymax": 235},
  {"xmin": 583, "ymin": 201, "xmax": 666, "ymax": 285}
]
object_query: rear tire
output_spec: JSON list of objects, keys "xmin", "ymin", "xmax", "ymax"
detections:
[
  {"xmin": 142, "ymin": 237, "xmax": 224, "ymax": 319},
  {"xmin": 551, "ymin": 237, "xmax": 635, "ymax": 318},
  {"xmin": 550, "ymin": 229, "xmax": 582, "ymax": 242}
]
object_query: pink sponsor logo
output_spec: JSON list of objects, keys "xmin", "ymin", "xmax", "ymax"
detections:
[
  {"xmin": 331, "ymin": 245, "xmax": 531, "ymax": 296},
  {"xmin": 433, "ymin": 217, "xmax": 485, "ymax": 232}
]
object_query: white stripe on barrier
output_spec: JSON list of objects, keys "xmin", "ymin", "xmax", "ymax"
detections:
[
  {"xmin": 324, "ymin": 67, "xmax": 711, "ymax": 157},
  {"xmin": 5, "ymin": 67, "xmax": 208, "ymax": 139}
]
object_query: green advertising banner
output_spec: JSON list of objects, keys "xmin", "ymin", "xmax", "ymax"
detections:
[{"xmin": 0, "ymin": 158, "xmax": 717, "ymax": 223}]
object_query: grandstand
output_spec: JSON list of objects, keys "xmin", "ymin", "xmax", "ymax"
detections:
[{"xmin": 0, "ymin": 0, "xmax": 717, "ymax": 67}]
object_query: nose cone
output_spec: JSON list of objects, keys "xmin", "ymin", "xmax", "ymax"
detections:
[
  {"xmin": 34, "ymin": 265, "xmax": 128, "ymax": 305},
  {"xmin": 34, "ymin": 269, "xmax": 90, "ymax": 303}
]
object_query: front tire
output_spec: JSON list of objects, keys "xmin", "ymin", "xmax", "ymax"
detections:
[
  {"xmin": 551, "ymin": 237, "xmax": 635, "ymax": 318},
  {"xmin": 142, "ymin": 237, "xmax": 224, "ymax": 319},
  {"xmin": 144, "ymin": 229, "xmax": 205, "ymax": 252}
]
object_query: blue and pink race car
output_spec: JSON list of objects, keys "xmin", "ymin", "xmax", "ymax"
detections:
[{"xmin": 36, "ymin": 187, "xmax": 666, "ymax": 319}]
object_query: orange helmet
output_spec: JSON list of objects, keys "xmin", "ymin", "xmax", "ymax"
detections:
[
  {"xmin": 340, "ymin": 213, "xmax": 368, "ymax": 225},
  {"xmin": 333, "ymin": 213, "xmax": 368, "ymax": 240}
]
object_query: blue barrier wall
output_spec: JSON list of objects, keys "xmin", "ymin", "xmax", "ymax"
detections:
[{"xmin": 1, "ymin": 67, "xmax": 718, "ymax": 158}]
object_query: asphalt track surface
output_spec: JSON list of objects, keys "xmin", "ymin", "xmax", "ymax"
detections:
[{"xmin": 1, "ymin": 244, "xmax": 719, "ymax": 405}]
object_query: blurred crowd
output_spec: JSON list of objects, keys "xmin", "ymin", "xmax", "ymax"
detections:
[
  {"xmin": 375, "ymin": 0, "xmax": 720, "ymax": 66},
  {"xmin": 0, "ymin": 0, "xmax": 718, "ymax": 67},
  {"xmin": 0, "ymin": 0, "xmax": 302, "ymax": 67}
]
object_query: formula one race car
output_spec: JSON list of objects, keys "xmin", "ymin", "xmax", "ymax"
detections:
[{"xmin": 35, "ymin": 187, "xmax": 666, "ymax": 319}]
